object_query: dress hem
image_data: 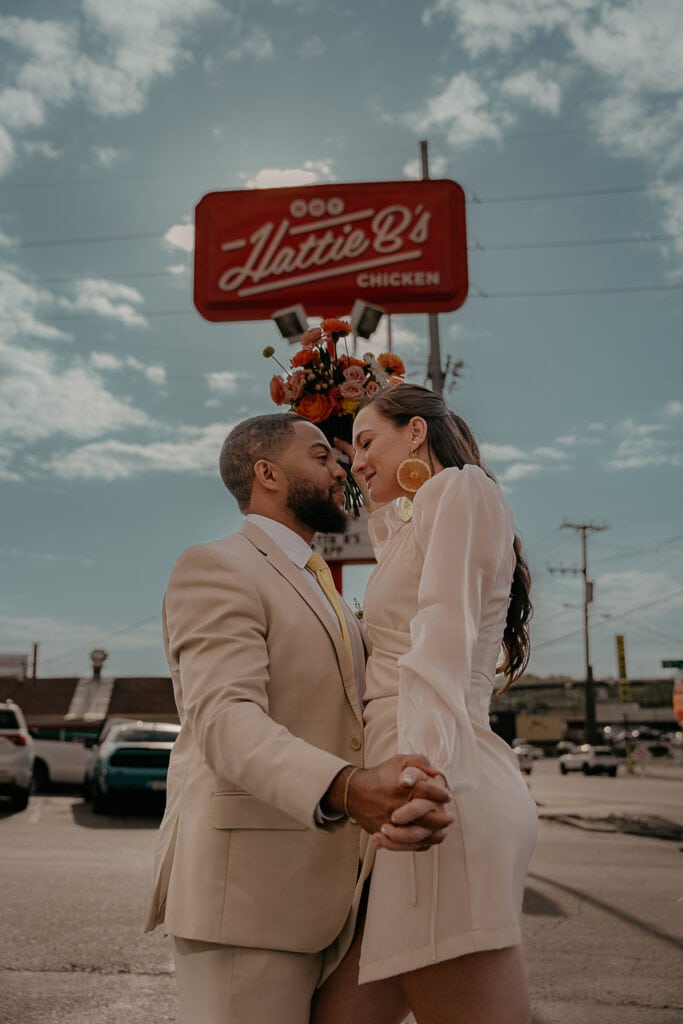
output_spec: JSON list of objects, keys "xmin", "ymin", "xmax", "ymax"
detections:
[{"xmin": 358, "ymin": 923, "xmax": 522, "ymax": 984}]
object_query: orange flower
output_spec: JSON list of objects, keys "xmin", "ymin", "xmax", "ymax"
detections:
[
  {"xmin": 321, "ymin": 317, "xmax": 352, "ymax": 336},
  {"xmin": 269, "ymin": 375, "xmax": 286, "ymax": 405},
  {"xmin": 296, "ymin": 392, "xmax": 336, "ymax": 423},
  {"xmin": 338, "ymin": 355, "xmax": 365, "ymax": 369},
  {"xmin": 291, "ymin": 347, "xmax": 320, "ymax": 368},
  {"xmin": 377, "ymin": 352, "xmax": 405, "ymax": 375}
]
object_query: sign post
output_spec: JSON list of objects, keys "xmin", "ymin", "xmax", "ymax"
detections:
[{"xmin": 615, "ymin": 635, "xmax": 633, "ymax": 773}]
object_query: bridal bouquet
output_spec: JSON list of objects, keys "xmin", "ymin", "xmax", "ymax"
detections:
[{"xmin": 264, "ymin": 316, "xmax": 405, "ymax": 514}]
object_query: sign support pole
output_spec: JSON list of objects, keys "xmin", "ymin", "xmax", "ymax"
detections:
[{"xmin": 420, "ymin": 140, "xmax": 446, "ymax": 395}]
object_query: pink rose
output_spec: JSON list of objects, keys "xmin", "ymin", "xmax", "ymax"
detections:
[
  {"xmin": 339, "ymin": 380, "xmax": 365, "ymax": 399},
  {"xmin": 343, "ymin": 365, "xmax": 365, "ymax": 383},
  {"xmin": 284, "ymin": 370, "xmax": 305, "ymax": 401},
  {"xmin": 365, "ymin": 379, "xmax": 380, "ymax": 396},
  {"xmin": 301, "ymin": 327, "xmax": 322, "ymax": 348}
]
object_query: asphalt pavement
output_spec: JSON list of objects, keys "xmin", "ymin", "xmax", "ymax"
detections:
[{"xmin": 1, "ymin": 760, "xmax": 681, "ymax": 1024}]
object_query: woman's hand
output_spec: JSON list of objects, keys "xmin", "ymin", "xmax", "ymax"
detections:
[{"xmin": 372, "ymin": 765, "xmax": 453, "ymax": 852}]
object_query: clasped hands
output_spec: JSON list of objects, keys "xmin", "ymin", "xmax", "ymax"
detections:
[{"xmin": 325, "ymin": 755, "xmax": 453, "ymax": 852}]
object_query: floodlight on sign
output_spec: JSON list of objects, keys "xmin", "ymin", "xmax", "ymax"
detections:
[
  {"xmin": 272, "ymin": 304, "xmax": 308, "ymax": 344},
  {"xmin": 350, "ymin": 300, "xmax": 384, "ymax": 339}
]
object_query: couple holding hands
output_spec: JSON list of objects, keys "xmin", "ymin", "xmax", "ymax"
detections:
[{"xmin": 146, "ymin": 383, "xmax": 538, "ymax": 1024}]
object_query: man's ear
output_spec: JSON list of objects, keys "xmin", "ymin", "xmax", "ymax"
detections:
[{"xmin": 253, "ymin": 458, "xmax": 280, "ymax": 493}]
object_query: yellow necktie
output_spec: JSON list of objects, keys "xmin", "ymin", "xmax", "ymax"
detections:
[{"xmin": 306, "ymin": 553, "xmax": 353, "ymax": 663}]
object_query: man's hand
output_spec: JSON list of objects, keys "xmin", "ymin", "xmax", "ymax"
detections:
[{"xmin": 323, "ymin": 755, "xmax": 453, "ymax": 851}]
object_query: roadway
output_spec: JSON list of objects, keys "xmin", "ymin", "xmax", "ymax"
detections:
[{"xmin": 1, "ymin": 760, "xmax": 681, "ymax": 1024}]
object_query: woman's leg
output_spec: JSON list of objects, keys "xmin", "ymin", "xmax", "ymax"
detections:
[
  {"xmin": 400, "ymin": 945, "xmax": 532, "ymax": 1024},
  {"xmin": 311, "ymin": 890, "xmax": 409, "ymax": 1024}
]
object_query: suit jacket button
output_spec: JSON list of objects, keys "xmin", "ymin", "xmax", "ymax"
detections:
[{"xmin": 350, "ymin": 736, "xmax": 362, "ymax": 751}]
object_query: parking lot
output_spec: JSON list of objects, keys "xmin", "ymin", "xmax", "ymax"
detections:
[{"xmin": 1, "ymin": 760, "xmax": 682, "ymax": 1024}]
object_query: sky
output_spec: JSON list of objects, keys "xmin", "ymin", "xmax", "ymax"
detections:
[{"xmin": 0, "ymin": 0, "xmax": 682, "ymax": 685}]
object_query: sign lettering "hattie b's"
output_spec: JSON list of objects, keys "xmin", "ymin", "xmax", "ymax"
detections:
[{"xmin": 194, "ymin": 180, "xmax": 468, "ymax": 322}]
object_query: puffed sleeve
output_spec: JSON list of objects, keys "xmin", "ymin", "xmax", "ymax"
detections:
[{"xmin": 396, "ymin": 465, "xmax": 512, "ymax": 791}]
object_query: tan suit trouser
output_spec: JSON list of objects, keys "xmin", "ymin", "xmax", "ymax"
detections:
[{"xmin": 172, "ymin": 936, "xmax": 324, "ymax": 1024}]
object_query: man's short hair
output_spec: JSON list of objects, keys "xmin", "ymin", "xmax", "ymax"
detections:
[{"xmin": 219, "ymin": 413, "xmax": 299, "ymax": 511}]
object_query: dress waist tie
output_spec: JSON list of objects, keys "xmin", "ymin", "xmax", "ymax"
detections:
[{"xmin": 430, "ymin": 846, "xmax": 439, "ymax": 962}]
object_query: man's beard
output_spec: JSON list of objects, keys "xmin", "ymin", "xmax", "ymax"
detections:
[{"xmin": 285, "ymin": 474, "xmax": 348, "ymax": 534}]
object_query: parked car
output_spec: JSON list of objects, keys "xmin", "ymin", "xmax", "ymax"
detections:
[
  {"xmin": 83, "ymin": 720, "xmax": 180, "ymax": 813},
  {"xmin": 513, "ymin": 747, "xmax": 533, "ymax": 775},
  {"xmin": 513, "ymin": 743, "xmax": 544, "ymax": 760},
  {"xmin": 558, "ymin": 744, "xmax": 618, "ymax": 777},
  {"xmin": 554, "ymin": 740, "xmax": 576, "ymax": 756},
  {"xmin": 30, "ymin": 724, "xmax": 99, "ymax": 791},
  {"xmin": 0, "ymin": 700, "xmax": 35, "ymax": 812}
]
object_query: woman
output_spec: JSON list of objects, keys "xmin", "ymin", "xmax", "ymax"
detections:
[{"xmin": 312, "ymin": 384, "xmax": 538, "ymax": 1024}]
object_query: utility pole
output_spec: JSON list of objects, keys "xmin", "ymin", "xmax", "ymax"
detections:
[
  {"xmin": 419, "ymin": 140, "xmax": 446, "ymax": 395},
  {"xmin": 549, "ymin": 522, "xmax": 607, "ymax": 744}
]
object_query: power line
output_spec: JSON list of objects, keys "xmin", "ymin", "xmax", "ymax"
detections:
[
  {"xmin": 469, "ymin": 231, "xmax": 682, "ymax": 252},
  {"xmin": 470, "ymin": 282, "xmax": 683, "ymax": 298},
  {"xmin": 38, "ymin": 614, "xmax": 161, "ymax": 670},
  {"xmin": 469, "ymin": 181, "xmax": 683, "ymax": 204}
]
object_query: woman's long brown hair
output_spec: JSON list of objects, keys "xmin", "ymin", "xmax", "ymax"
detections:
[{"xmin": 360, "ymin": 383, "xmax": 532, "ymax": 688}]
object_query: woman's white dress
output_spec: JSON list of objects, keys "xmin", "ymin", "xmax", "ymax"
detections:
[{"xmin": 356, "ymin": 465, "xmax": 539, "ymax": 983}]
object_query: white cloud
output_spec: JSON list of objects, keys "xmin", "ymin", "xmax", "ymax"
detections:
[
  {"xmin": 419, "ymin": 1, "xmax": 683, "ymax": 268},
  {"xmin": 0, "ymin": 341, "xmax": 152, "ymax": 445},
  {"xmin": 166, "ymin": 262, "xmax": 191, "ymax": 277},
  {"xmin": 608, "ymin": 414, "xmax": 683, "ymax": 470},
  {"xmin": 0, "ymin": 2, "xmax": 219, "ymax": 176},
  {"xmin": 90, "ymin": 352, "xmax": 166, "ymax": 385},
  {"xmin": 299, "ymin": 36, "xmax": 324, "ymax": 58},
  {"xmin": 244, "ymin": 160, "xmax": 335, "ymax": 189},
  {"xmin": 0, "ymin": 227, "xmax": 18, "ymax": 247},
  {"xmin": 92, "ymin": 144, "xmax": 121, "ymax": 167},
  {"xmin": 0, "ymin": 87, "xmax": 45, "ymax": 128},
  {"xmin": 0, "ymin": 124, "xmax": 15, "ymax": 176},
  {"xmin": 480, "ymin": 443, "xmax": 527, "ymax": 462},
  {"xmin": 403, "ymin": 155, "xmax": 448, "ymax": 179},
  {"xmin": 595, "ymin": 568, "xmax": 681, "ymax": 617},
  {"xmin": 206, "ymin": 371, "xmax": 243, "ymax": 395},
  {"xmin": 164, "ymin": 223, "xmax": 194, "ymax": 253},
  {"xmin": 405, "ymin": 72, "xmax": 509, "ymax": 147},
  {"xmin": 498, "ymin": 462, "xmax": 542, "ymax": 484},
  {"xmin": 423, "ymin": 0, "xmax": 588, "ymax": 58},
  {"xmin": 22, "ymin": 139, "xmax": 61, "ymax": 160},
  {"xmin": 224, "ymin": 25, "xmax": 273, "ymax": 61},
  {"xmin": 568, "ymin": 1, "xmax": 683, "ymax": 95},
  {"xmin": 60, "ymin": 278, "xmax": 148, "ymax": 328},
  {"xmin": 532, "ymin": 445, "xmax": 567, "ymax": 461},
  {"xmin": 42, "ymin": 423, "xmax": 231, "ymax": 481},
  {"xmin": 664, "ymin": 401, "xmax": 683, "ymax": 417},
  {"xmin": 0, "ymin": 267, "xmax": 69, "ymax": 342},
  {"xmin": 500, "ymin": 67, "xmax": 561, "ymax": 114}
]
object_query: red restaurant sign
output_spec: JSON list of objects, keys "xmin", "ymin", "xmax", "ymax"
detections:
[{"xmin": 194, "ymin": 179, "xmax": 468, "ymax": 322}]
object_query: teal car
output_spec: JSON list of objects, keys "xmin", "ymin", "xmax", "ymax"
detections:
[{"xmin": 83, "ymin": 720, "xmax": 180, "ymax": 813}]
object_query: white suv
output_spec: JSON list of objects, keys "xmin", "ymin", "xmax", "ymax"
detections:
[
  {"xmin": 0, "ymin": 700, "xmax": 35, "ymax": 812},
  {"xmin": 558, "ymin": 744, "xmax": 618, "ymax": 777}
]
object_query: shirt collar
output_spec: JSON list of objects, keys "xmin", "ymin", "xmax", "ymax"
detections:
[{"xmin": 245, "ymin": 514, "xmax": 313, "ymax": 569}]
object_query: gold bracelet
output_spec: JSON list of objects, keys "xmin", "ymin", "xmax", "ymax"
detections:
[{"xmin": 343, "ymin": 766, "xmax": 360, "ymax": 824}]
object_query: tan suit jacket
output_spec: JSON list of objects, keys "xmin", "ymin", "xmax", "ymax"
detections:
[{"xmin": 145, "ymin": 520, "xmax": 365, "ymax": 952}]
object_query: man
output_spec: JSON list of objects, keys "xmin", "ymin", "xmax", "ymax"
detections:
[{"xmin": 145, "ymin": 413, "xmax": 451, "ymax": 1024}]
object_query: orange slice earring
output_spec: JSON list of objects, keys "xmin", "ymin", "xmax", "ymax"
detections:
[
  {"xmin": 396, "ymin": 447, "xmax": 432, "ymax": 523},
  {"xmin": 396, "ymin": 448, "xmax": 432, "ymax": 493}
]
